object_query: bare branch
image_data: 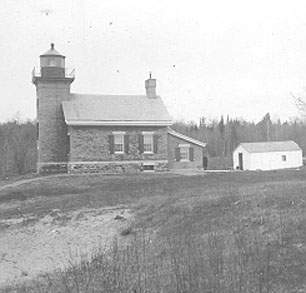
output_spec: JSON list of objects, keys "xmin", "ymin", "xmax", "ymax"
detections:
[{"xmin": 290, "ymin": 91, "xmax": 306, "ymax": 115}]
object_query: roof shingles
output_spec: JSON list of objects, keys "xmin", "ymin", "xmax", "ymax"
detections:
[{"xmin": 62, "ymin": 94, "xmax": 172, "ymax": 125}]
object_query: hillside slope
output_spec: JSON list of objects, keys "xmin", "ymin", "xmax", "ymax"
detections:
[{"xmin": 1, "ymin": 170, "xmax": 306, "ymax": 292}]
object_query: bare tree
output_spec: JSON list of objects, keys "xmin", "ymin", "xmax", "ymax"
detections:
[
  {"xmin": 291, "ymin": 91, "xmax": 306, "ymax": 118},
  {"xmin": 0, "ymin": 119, "xmax": 36, "ymax": 177}
]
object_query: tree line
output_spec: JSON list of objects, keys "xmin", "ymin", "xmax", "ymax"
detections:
[
  {"xmin": 0, "ymin": 119, "xmax": 36, "ymax": 178},
  {"xmin": 172, "ymin": 113, "xmax": 306, "ymax": 157},
  {"xmin": 0, "ymin": 113, "xmax": 306, "ymax": 177}
]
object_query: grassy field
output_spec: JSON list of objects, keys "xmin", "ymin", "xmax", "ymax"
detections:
[{"xmin": 1, "ymin": 169, "xmax": 306, "ymax": 292}]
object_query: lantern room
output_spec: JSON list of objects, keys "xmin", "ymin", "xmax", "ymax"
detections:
[
  {"xmin": 39, "ymin": 43, "xmax": 66, "ymax": 79},
  {"xmin": 40, "ymin": 43, "xmax": 65, "ymax": 67},
  {"xmin": 32, "ymin": 43, "xmax": 75, "ymax": 84}
]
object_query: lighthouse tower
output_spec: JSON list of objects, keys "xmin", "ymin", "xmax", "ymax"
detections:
[{"xmin": 32, "ymin": 43, "xmax": 75, "ymax": 173}]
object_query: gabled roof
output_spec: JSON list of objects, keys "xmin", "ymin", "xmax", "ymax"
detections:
[
  {"xmin": 62, "ymin": 94, "xmax": 172, "ymax": 126},
  {"xmin": 236, "ymin": 141, "xmax": 302, "ymax": 153},
  {"xmin": 168, "ymin": 128, "xmax": 207, "ymax": 148}
]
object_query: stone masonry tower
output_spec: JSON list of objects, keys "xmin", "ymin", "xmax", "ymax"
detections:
[{"xmin": 32, "ymin": 43, "xmax": 75, "ymax": 173}]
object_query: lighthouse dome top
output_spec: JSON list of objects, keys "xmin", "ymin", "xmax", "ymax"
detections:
[{"xmin": 40, "ymin": 43, "xmax": 65, "ymax": 58}]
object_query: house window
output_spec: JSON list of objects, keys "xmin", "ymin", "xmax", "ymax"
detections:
[
  {"xmin": 114, "ymin": 132, "xmax": 125, "ymax": 153},
  {"xmin": 139, "ymin": 133, "xmax": 158, "ymax": 154},
  {"xmin": 143, "ymin": 163, "xmax": 155, "ymax": 172},
  {"xmin": 179, "ymin": 144, "xmax": 190, "ymax": 161},
  {"xmin": 180, "ymin": 146, "xmax": 189, "ymax": 161},
  {"xmin": 175, "ymin": 144, "xmax": 194, "ymax": 162},
  {"xmin": 143, "ymin": 133, "xmax": 154, "ymax": 153},
  {"xmin": 282, "ymin": 155, "xmax": 287, "ymax": 162}
]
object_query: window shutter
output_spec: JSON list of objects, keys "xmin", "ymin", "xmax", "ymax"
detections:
[
  {"xmin": 189, "ymin": 147, "xmax": 194, "ymax": 161},
  {"xmin": 109, "ymin": 135, "xmax": 114, "ymax": 154},
  {"xmin": 36, "ymin": 122, "xmax": 39, "ymax": 139},
  {"xmin": 124, "ymin": 135, "xmax": 129, "ymax": 154},
  {"xmin": 175, "ymin": 147, "xmax": 180, "ymax": 162},
  {"xmin": 153, "ymin": 135, "xmax": 158, "ymax": 154},
  {"xmin": 139, "ymin": 134, "xmax": 144, "ymax": 154}
]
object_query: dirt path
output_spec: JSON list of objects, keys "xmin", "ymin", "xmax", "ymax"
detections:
[
  {"xmin": 0, "ymin": 175, "xmax": 61, "ymax": 192},
  {"xmin": 0, "ymin": 205, "xmax": 133, "ymax": 286}
]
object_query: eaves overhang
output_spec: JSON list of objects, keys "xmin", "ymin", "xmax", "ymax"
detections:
[{"xmin": 65, "ymin": 120, "xmax": 173, "ymax": 126}]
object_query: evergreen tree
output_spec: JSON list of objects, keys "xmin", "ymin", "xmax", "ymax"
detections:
[{"xmin": 218, "ymin": 116, "xmax": 225, "ymax": 156}]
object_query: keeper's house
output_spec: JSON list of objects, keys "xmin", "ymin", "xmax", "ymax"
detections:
[
  {"xmin": 233, "ymin": 141, "xmax": 303, "ymax": 171},
  {"xmin": 32, "ymin": 44, "xmax": 206, "ymax": 174}
]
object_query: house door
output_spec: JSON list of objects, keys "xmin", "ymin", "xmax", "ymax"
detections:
[
  {"xmin": 203, "ymin": 156, "xmax": 208, "ymax": 170},
  {"xmin": 238, "ymin": 153, "xmax": 243, "ymax": 170}
]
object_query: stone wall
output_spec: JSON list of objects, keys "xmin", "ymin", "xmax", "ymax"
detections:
[
  {"xmin": 69, "ymin": 126, "xmax": 168, "ymax": 162},
  {"xmin": 167, "ymin": 133, "xmax": 204, "ymax": 169},
  {"xmin": 68, "ymin": 160, "xmax": 168, "ymax": 174},
  {"xmin": 37, "ymin": 162, "xmax": 68, "ymax": 174}
]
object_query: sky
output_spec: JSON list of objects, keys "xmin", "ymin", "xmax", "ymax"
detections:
[{"xmin": 1, "ymin": 0, "xmax": 306, "ymax": 123}]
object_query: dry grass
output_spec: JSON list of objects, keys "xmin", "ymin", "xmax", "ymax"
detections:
[{"xmin": 2, "ymin": 169, "xmax": 306, "ymax": 292}]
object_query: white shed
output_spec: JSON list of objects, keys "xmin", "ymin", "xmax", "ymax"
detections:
[{"xmin": 233, "ymin": 141, "xmax": 303, "ymax": 171}]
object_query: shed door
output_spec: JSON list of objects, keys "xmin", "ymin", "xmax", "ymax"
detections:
[{"xmin": 238, "ymin": 153, "xmax": 243, "ymax": 170}]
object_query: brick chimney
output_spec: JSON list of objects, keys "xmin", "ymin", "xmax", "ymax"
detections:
[{"xmin": 145, "ymin": 73, "xmax": 156, "ymax": 98}]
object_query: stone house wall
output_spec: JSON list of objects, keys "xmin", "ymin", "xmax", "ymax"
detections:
[
  {"xmin": 167, "ymin": 133, "xmax": 204, "ymax": 169},
  {"xmin": 68, "ymin": 126, "xmax": 168, "ymax": 162}
]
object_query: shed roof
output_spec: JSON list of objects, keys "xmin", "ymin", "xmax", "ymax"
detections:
[
  {"xmin": 62, "ymin": 94, "xmax": 172, "ymax": 126},
  {"xmin": 236, "ymin": 141, "xmax": 302, "ymax": 153},
  {"xmin": 168, "ymin": 128, "xmax": 207, "ymax": 148}
]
